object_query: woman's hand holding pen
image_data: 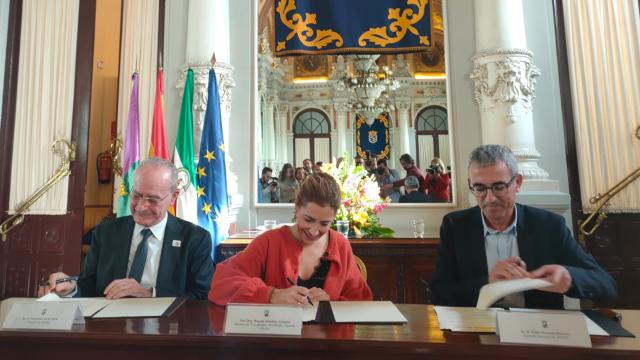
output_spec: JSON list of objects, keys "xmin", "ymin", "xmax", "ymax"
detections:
[
  {"xmin": 308, "ymin": 287, "xmax": 329, "ymax": 302},
  {"xmin": 269, "ymin": 285, "xmax": 311, "ymax": 305},
  {"xmin": 37, "ymin": 272, "xmax": 76, "ymax": 297}
]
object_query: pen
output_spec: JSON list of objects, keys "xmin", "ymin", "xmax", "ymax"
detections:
[
  {"xmin": 287, "ymin": 276, "xmax": 314, "ymax": 306},
  {"xmin": 55, "ymin": 276, "xmax": 78, "ymax": 285}
]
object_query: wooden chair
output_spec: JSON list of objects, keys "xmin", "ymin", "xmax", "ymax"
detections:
[{"xmin": 354, "ymin": 255, "xmax": 367, "ymax": 281}]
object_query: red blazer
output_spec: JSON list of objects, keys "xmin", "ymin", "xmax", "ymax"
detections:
[
  {"xmin": 428, "ymin": 173, "xmax": 450, "ymax": 202},
  {"xmin": 209, "ymin": 227, "xmax": 372, "ymax": 305}
]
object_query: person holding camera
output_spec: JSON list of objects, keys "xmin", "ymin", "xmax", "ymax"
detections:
[
  {"xmin": 375, "ymin": 158, "xmax": 401, "ymax": 202},
  {"xmin": 259, "ymin": 167, "xmax": 279, "ymax": 203},
  {"xmin": 426, "ymin": 157, "xmax": 450, "ymax": 202}
]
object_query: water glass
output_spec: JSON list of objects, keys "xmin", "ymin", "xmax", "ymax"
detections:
[
  {"xmin": 336, "ymin": 220, "xmax": 350, "ymax": 238},
  {"xmin": 263, "ymin": 220, "xmax": 277, "ymax": 230},
  {"xmin": 412, "ymin": 219, "xmax": 425, "ymax": 238}
]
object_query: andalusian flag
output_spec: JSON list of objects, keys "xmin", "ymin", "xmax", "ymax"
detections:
[
  {"xmin": 117, "ymin": 73, "xmax": 140, "ymax": 217},
  {"xmin": 173, "ymin": 69, "xmax": 198, "ymax": 224},
  {"xmin": 149, "ymin": 68, "xmax": 168, "ymax": 159},
  {"xmin": 197, "ymin": 69, "xmax": 229, "ymax": 261}
]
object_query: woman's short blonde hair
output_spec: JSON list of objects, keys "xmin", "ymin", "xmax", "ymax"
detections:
[{"xmin": 431, "ymin": 157, "xmax": 447, "ymax": 172}]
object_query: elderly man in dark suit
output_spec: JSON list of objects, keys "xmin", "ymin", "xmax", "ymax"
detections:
[
  {"xmin": 431, "ymin": 145, "xmax": 616, "ymax": 309},
  {"xmin": 39, "ymin": 158, "xmax": 214, "ymax": 300}
]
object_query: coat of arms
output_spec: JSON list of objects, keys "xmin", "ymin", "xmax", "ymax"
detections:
[{"xmin": 368, "ymin": 130, "xmax": 378, "ymax": 144}]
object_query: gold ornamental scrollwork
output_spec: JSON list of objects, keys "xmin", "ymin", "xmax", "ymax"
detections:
[
  {"xmin": 275, "ymin": 0, "xmax": 344, "ymax": 52},
  {"xmin": 358, "ymin": 0, "xmax": 430, "ymax": 47},
  {"xmin": 0, "ymin": 138, "xmax": 76, "ymax": 242},
  {"xmin": 109, "ymin": 138, "xmax": 123, "ymax": 176}
]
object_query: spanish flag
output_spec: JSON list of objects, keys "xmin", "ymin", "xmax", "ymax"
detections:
[{"xmin": 149, "ymin": 68, "xmax": 168, "ymax": 159}]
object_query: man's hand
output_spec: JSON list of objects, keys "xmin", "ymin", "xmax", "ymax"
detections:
[
  {"xmin": 489, "ymin": 256, "xmax": 529, "ymax": 283},
  {"xmin": 308, "ymin": 287, "xmax": 330, "ymax": 302},
  {"xmin": 382, "ymin": 183, "xmax": 394, "ymax": 191},
  {"xmin": 103, "ymin": 278, "xmax": 152, "ymax": 299},
  {"xmin": 530, "ymin": 264, "xmax": 572, "ymax": 294},
  {"xmin": 269, "ymin": 285, "xmax": 310, "ymax": 306},
  {"xmin": 38, "ymin": 272, "xmax": 75, "ymax": 297}
]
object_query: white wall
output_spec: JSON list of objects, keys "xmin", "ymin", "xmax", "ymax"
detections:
[
  {"xmin": 0, "ymin": 0, "xmax": 10, "ymax": 126},
  {"xmin": 163, "ymin": 0, "xmax": 571, "ymax": 236},
  {"xmin": 163, "ymin": 0, "xmax": 188, "ymax": 154}
]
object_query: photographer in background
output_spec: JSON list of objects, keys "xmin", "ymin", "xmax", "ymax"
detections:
[
  {"xmin": 426, "ymin": 157, "xmax": 450, "ymax": 202},
  {"xmin": 375, "ymin": 158, "xmax": 401, "ymax": 203},
  {"xmin": 259, "ymin": 167, "xmax": 279, "ymax": 203}
]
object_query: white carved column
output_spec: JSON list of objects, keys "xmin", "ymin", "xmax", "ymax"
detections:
[
  {"xmin": 176, "ymin": 0, "xmax": 235, "ymax": 156},
  {"xmin": 286, "ymin": 130, "xmax": 295, "ymax": 166},
  {"xmin": 276, "ymin": 103, "xmax": 289, "ymax": 165},
  {"xmin": 395, "ymin": 100, "xmax": 412, "ymax": 158},
  {"xmin": 175, "ymin": 0, "xmax": 241, "ymax": 223},
  {"xmin": 471, "ymin": 0, "xmax": 556, "ymax": 191},
  {"xmin": 334, "ymin": 100, "xmax": 350, "ymax": 157},
  {"xmin": 263, "ymin": 94, "xmax": 277, "ymax": 169}
]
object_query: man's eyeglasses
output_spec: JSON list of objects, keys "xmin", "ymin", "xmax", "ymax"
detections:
[
  {"xmin": 131, "ymin": 191, "xmax": 172, "ymax": 206},
  {"xmin": 468, "ymin": 175, "xmax": 516, "ymax": 197}
]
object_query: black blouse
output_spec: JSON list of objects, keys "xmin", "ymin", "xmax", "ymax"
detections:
[{"xmin": 297, "ymin": 258, "xmax": 331, "ymax": 289}]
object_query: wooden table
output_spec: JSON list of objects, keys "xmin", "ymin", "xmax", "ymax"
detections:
[{"xmin": 1, "ymin": 301, "xmax": 638, "ymax": 359}]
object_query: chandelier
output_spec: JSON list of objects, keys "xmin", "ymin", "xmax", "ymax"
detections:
[{"xmin": 334, "ymin": 54, "xmax": 400, "ymax": 125}]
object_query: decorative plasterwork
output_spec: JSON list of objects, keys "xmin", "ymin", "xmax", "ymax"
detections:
[
  {"xmin": 470, "ymin": 48, "xmax": 540, "ymax": 113},
  {"xmin": 177, "ymin": 61, "xmax": 236, "ymax": 154},
  {"xmin": 333, "ymin": 101, "xmax": 351, "ymax": 113},
  {"xmin": 396, "ymin": 101, "xmax": 411, "ymax": 112}
]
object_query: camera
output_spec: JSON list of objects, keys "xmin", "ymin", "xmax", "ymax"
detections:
[
  {"xmin": 267, "ymin": 177, "xmax": 278, "ymax": 187},
  {"xmin": 429, "ymin": 165, "xmax": 440, "ymax": 174},
  {"xmin": 376, "ymin": 167, "xmax": 386, "ymax": 176}
]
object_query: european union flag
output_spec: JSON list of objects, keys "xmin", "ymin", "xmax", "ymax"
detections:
[{"xmin": 197, "ymin": 69, "xmax": 228, "ymax": 262}]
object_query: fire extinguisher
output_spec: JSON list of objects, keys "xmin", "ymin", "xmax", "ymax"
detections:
[{"xmin": 96, "ymin": 150, "xmax": 113, "ymax": 184}]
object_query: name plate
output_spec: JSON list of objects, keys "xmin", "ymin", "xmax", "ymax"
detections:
[
  {"xmin": 2, "ymin": 302, "xmax": 84, "ymax": 330},
  {"xmin": 224, "ymin": 303, "xmax": 302, "ymax": 336},
  {"xmin": 497, "ymin": 310, "xmax": 591, "ymax": 348}
]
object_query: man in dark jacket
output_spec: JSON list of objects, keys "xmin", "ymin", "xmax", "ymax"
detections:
[{"xmin": 431, "ymin": 145, "xmax": 616, "ymax": 309}]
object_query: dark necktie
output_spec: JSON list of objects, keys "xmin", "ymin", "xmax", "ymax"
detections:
[{"xmin": 129, "ymin": 228, "xmax": 152, "ymax": 283}]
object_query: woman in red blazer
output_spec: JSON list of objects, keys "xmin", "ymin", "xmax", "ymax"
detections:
[{"xmin": 209, "ymin": 173, "xmax": 372, "ymax": 305}]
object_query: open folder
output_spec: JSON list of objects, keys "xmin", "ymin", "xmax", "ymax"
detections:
[
  {"xmin": 304, "ymin": 301, "xmax": 407, "ymax": 324},
  {"xmin": 33, "ymin": 293, "xmax": 182, "ymax": 318}
]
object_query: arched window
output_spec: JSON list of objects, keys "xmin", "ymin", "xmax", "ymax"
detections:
[
  {"xmin": 292, "ymin": 109, "xmax": 331, "ymax": 166},
  {"xmin": 415, "ymin": 106, "xmax": 450, "ymax": 169}
]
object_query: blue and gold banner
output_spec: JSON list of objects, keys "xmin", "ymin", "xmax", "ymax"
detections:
[
  {"xmin": 356, "ymin": 113, "xmax": 391, "ymax": 160},
  {"xmin": 275, "ymin": 0, "xmax": 431, "ymax": 56}
]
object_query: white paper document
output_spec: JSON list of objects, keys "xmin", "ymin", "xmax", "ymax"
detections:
[
  {"xmin": 36, "ymin": 293, "xmax": 111, "ymax": 317},
  {"xmin": 329, "ymin": 301, "xmax": 407, "ymax": 323},
  {"xmin": 433, "ymin": 306, "xmax": 608, "ymax": 336},
  {"xmin": 91, "ymin": 297, "xmax": 176, "ymax": 318},
  {"xmin": 302, "ymin": 301, "xmax": 319, "ymax": 322},
  {"xmin": 476, "ymin": 278, "xmax": 552, "ymax": 310},
  {"xmin": 434, "ymin": 306, "xmax": 498, "ymax": 332}
]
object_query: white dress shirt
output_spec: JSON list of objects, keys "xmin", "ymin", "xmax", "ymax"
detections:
[{"xmin": 127, "ymin": 215, "xmax": 168, "ymax": 295}]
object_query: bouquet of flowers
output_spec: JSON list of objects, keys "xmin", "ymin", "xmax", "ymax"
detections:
[{"xmin": 321, "ymin": 157, "xmax": 394, "ymax": 238}]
